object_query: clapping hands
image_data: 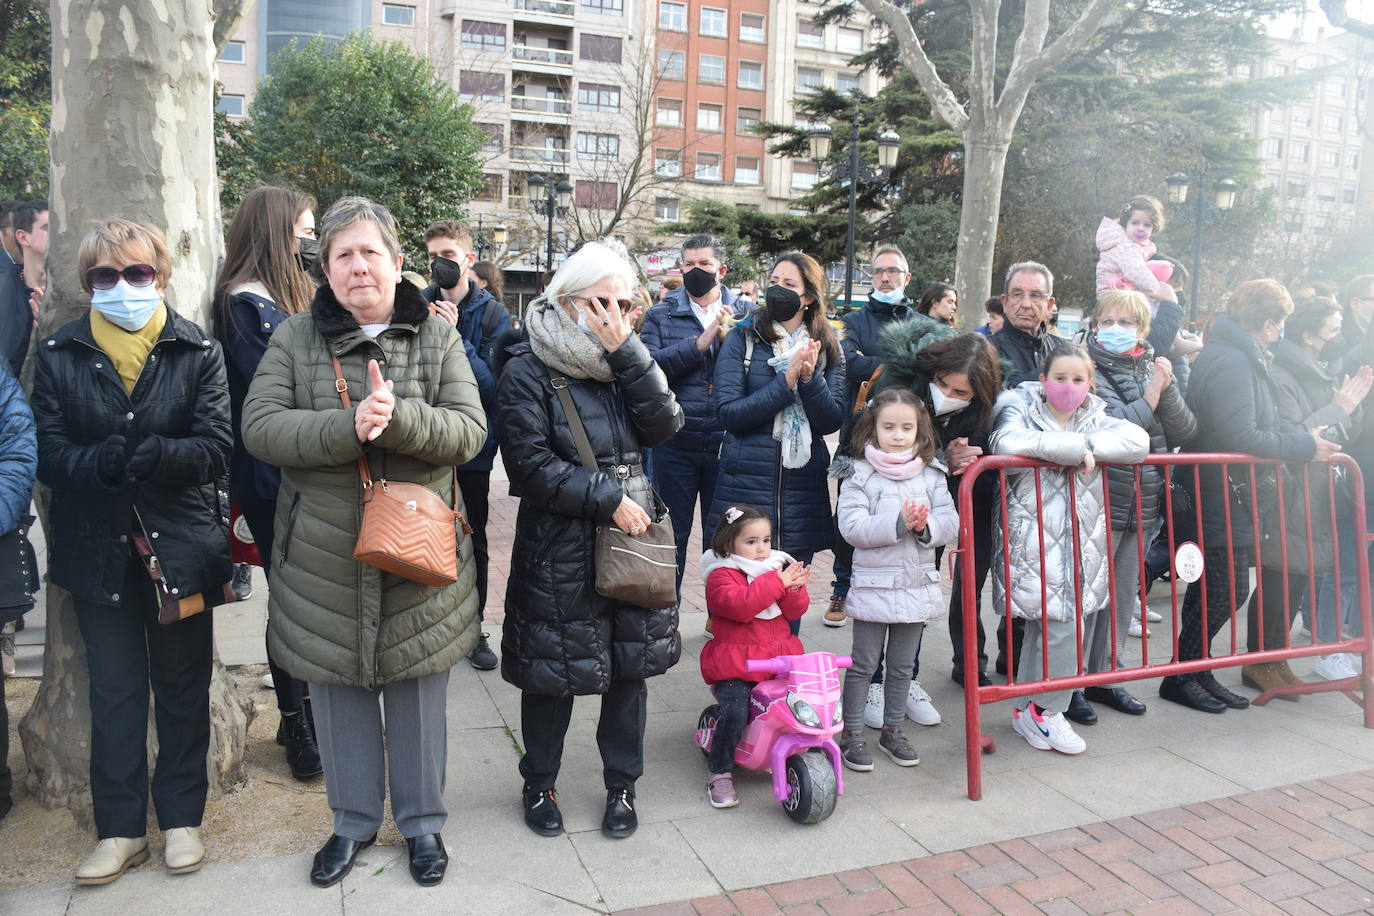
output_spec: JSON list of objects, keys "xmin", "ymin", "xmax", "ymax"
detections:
[
  {"xmin": 902, "ymin": 499, "xmax": 930, "ymax": 533},
  {"xmin": 779, "ymin": 560, "xmax": 811, "ymax": 591},
  {"xmin": 354, "ymin": 359, "xmax": 395, "ymax": 443},
  {"xmin": 784, "ymin": 340, "xmax": 823, "ymax": 388}
]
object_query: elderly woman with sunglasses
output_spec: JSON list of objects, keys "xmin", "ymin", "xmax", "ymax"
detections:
[
  {"xmin": 493, "ymin": 240, "xmax": 682, "ymax": 841},
  {"xmin": 31, "ymin": 218, "xmax": 232, "ymax": 884}
]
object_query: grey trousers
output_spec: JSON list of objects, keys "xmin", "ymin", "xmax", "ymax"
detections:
[
  {"xmin": 843, "ymin": 620, "xmax": 925, "ymax": 732},
  {"xmin": 309, "ymin": 669, "xmax": 450, "ymax": 841},
  {"xmin": 1014, "ymin": 617, "xmax": 1080, "ymax": 715},
  {"xmin": 1086, "ymin": 529, "xmax": 1141, "ymax": 685}
]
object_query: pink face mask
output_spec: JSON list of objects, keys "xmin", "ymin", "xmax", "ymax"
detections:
[{"xmin": 1043, "ymin": 379, "xmax": 1090, "ymax": 414}]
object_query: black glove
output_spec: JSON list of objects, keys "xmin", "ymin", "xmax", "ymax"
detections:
[
  {"xmin": 126, "ymin": 436, "xmax": 163, "ymax": 483},
  {"xmin": 95, "ymin": 434, "xmax": 127, "ymax": 487}
]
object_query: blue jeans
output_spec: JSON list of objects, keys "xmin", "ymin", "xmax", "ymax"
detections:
[
  {"xmin": 1315, "ymin": 513, "xmax": 1370, "ymax": 644},
  {"xmin": 649, "ymin": 440, "xmax": 720, "ymax": 593}
]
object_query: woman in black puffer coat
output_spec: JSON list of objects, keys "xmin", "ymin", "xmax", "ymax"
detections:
[{"xmin": 494, "ymin": 240, "xmax": 682, "ymax": 841}]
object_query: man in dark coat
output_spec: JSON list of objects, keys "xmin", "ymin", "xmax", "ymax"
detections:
[
  {"xmin": 0, "ymin": 204, "xmax": 28, "ymax": 377},
  {"xmin": 422, "ymin": 219, "xmax": 513, "ymax": 671},
  {"xmin": 989, "ymin": 261, "xmax": 1058, "ymax": 389},
  {"xmin": 640, "ymin": 234, "xmax": 743, "ymax": 592}
]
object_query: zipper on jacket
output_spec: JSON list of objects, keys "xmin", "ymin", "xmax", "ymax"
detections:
[{"xmin": 279, "ymin": 492, "xmax": 302, "ymax": 565}]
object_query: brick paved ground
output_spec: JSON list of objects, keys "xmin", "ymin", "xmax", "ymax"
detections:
[{"xmin": 614, "ymin": 770, "xmax": 1374, "ymax": 916}]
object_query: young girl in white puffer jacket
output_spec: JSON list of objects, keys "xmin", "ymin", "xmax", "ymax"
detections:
[{"xmin": 837, "ymin": 389, "xmax": 959, "ymax": 772}]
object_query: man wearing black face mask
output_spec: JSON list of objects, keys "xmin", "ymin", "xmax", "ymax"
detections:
[
  {"xmin": 640, "ymin": 234, "xmax": 746, "ymax": 592},
  {"xmin": 422, "ymin": 220, "xmax": 512, "ymax": 671}
]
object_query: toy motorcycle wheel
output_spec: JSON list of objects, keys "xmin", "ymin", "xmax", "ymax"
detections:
[
  {"xmin": 696, "ymin": 704, "xmax": 720, "ymax": 758},
  {"xmin": 781, "ymin": 751, "xmax": 837, "ymax": 824}
]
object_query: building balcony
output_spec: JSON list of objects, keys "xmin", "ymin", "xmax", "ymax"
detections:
[
  {"xmin": 510, "ymin": 145, "xmax": 571, "ymax": 167},
  {"xmin": 512, "ymin": 0, "xmax": 575, "ymax": 27},
  {"xmin": 511, "ymin": 95, "xmax": 573, "ymax": 125},
  {"xmin": 513, "ymin": 45, "xmax": 574, "ymax": 67}
]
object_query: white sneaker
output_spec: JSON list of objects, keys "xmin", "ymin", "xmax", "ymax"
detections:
[
  {"xmin": 1313, "ymin": 653, "xmax": 1361, "ymax": 682},
  {"xmin": 904, "ymin": 681, "xmax": 941, "ymax": 726},
  {"xmin": 1129, "ymin": 617, "xmax": 1146, "ymax": 639},
  {"xmin": 1145, "ymin": 609, "xmax": 1163, "ymax": 623},
  {"xmin": 261, "ymin": 672, "xmax": 275, "ymax": 689},
  {"xmin": 1012, "ymin": 705, "xmax": 1085, "ymax": 755},
  {"xmin": 862, "ymin": 682, "xmax": 884, "ymax": 729}
]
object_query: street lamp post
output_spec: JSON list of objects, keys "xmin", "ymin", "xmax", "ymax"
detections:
[
  {"xmin": 473, "ymin": 216, "xmax": 509, "ymax": 261},
  {"xmin": 526, "ymin": 173, "xmax": 572, "ymax": 290},
  {"xmin": 806, "ymin": 105, "xmax": 900, "ymax": 310},
  {"xmin": 1165, "ymin": 164, "xmax": 1238, "ymax": 327}
]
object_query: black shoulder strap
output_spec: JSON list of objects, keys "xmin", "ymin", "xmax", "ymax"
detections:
[{"xmin": 548, "ymin": 368, "xmax": 598, "ymax": 471}]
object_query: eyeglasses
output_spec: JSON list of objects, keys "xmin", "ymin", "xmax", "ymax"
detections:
[
  {"xmin": 1095, "ymin": 317, "xmax": 1140, "ymax": 329},
  {"xmin": 871, "ymin": 267, "xmax": 906, "ymax": 278},
  {"xmin": 1006, "ymin": 289, "xmax": 1049, "ymax": 303},
  {"xmin": 572, "ymin": 295, "xmax": 635, "ymax": 313},
  {"xmin": 87, "ymin": 264, "xmax": 158, "ymax": 290}
]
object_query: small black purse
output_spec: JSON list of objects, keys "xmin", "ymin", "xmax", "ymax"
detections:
[{"xmin": 0, "ymin": 515, "xmax": 38, "ymax": 625}]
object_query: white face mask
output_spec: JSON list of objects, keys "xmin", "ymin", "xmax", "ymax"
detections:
[{"xmin": 929, "ymin": 382, "xmax": 971, "ymax": 416}]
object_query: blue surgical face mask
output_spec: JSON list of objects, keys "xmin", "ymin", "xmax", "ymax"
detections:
[
  {"xmin": 1096, "ymin": 325, "xmax": 1138, "ymax": 355},
  {"xmin": 91, "ymin": 279, "xmax": 162, "ymax": 331},
  {"xmin": 871, "ymin": 287, "xmax": 904, "ymax": 305}
]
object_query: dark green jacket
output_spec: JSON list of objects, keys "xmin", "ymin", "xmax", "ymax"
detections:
[{"xmin": 242, "ymin": 281, "xmax": 487, "ymax": 688}]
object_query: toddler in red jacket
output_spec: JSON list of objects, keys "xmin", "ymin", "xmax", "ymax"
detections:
[{"xmin": 698, "ymin": 505, "xmax": 811, "ymax": 809}]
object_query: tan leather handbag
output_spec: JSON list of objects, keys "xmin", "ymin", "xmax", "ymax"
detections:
[{"xmin": 333, "ymin": 356, "xmax": 470, "ymax": 588}]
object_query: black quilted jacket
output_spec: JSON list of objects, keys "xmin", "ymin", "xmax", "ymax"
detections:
[{"xmin": 494, "ymin": 331, "xmax": 684, "ymax": 696}]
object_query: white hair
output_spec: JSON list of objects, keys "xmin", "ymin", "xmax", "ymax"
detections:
[{"xmin": 542, "ymin": 239, "xmax": 638, "ymax": 305}]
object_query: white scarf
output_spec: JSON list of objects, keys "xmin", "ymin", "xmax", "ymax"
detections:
[
  {"xmin": 698, "ymin": 548, "xmax": 797, "ymax": 619},
  {"xmin": 766, "ymin": 323, "xmax": 813, "ymax": 470}
]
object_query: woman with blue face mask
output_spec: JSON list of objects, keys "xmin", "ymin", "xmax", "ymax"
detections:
[
  {"xmin": 31, "ymin": 218, "xmax": 233, "ymax": 884},
  {"xmin": 1074, "ymin": 290, "xmax": 1197, "ymax": 725}
]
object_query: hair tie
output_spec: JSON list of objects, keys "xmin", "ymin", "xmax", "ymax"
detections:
[{"xmin": 724, "ymin": 507, "xmax": 743, "ymax": 524}]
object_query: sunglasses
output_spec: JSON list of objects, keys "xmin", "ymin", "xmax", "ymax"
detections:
[{"xmin": 87, "ymin": 264, "xmax": 158, "ymax": 291}]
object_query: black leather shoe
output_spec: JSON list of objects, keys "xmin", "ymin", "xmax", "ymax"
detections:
[
  {"xmin": 405, "ymin": 833, "xmax": 448, "ymax": 887},
  {"xmin": 0, "ymin": 794, "xmax": 11, "ymax": 820},
  {"xmin": 602, "ymin": 788, "xmax": 637, "ymax": 839},
  {"xmin": 951, "ymin": 668, "xmax": 993, "ymax": 689},
  {"xmin": 1159, "ymin": 675, "xmax": 1226, "ymax": 714},
  {"xmin": 1196, "ymin": 670, "xmax": 1250, "ymax": 709},
  {"xmin": 1064, "ymin": 690, "xmax": 1098, "ymax": 725},
  {"xmin": 1085, "ymin": 686, "xmax": 1147, "ymax": 715},
  {"xmin": 309, "ymin": 833, "xmax": 376, "ymax": 887},
  {"xmin": 522, "ymin": 787, "xmax": 563, "ymax": 837}
]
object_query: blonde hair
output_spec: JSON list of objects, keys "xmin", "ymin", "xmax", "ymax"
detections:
[
  {"xmin": 77, "ymin": 218, "xmax": 172, "ymax": 294},
  {"xmin": 1093, "ymin": 290, "xmax": 1152, "ymax": 339},
  {"xmin": 1228, "ymin": 279, "xmax": 1293, "ymax": 332}
]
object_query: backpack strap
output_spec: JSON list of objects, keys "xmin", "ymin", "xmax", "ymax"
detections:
[{"xmin": 742, "ymin": 334, "xmax": 755, "ymax": 374}]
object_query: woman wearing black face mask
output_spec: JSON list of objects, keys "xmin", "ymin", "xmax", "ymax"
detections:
[
  {"xmin": 213, "ymin": 185, "xmax": 322, "ymax": 783},
  {"xmin": 707, "ymin": 252, "xmax": 846, "ymax": 634}
]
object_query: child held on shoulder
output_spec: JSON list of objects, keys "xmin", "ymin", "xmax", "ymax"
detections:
[
  {"xmin": 1096, "ymin": 195, "xmax": 1178, "ymax": 305},
  {"xmin": 991, "ymin": 344, "xmax": 1149, "ymax": 756},
  {"xmin": 698, "ymin": 506, "xmax": 811, "ymax": 809},
  {"xmin": 836, "ymin": 390, "xmax": 958, "ymax": 772}
]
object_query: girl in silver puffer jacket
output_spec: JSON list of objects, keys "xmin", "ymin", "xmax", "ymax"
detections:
[{"xmin": 990, "ymin": 344, "xmax": 1149, "ymax": 756}]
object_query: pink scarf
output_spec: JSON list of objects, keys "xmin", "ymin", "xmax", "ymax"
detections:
[{"xmin": 864, "ymin": 444, "xmax": 925, "ymax": 480}]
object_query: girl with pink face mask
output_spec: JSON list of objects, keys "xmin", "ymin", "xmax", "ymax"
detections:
[{"xmin": 988, "ymin": 344, "xmax": 1150, "ymax": 756}]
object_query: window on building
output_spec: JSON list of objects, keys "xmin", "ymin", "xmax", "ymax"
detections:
[
  {"xmin": 835, "ymin": 72, "xmax": 860, "ymax": 93},
  {"xmin": 1317, "ymin": 180, "xmax": 1337, "ymax": 201},
  {"xmin": 797, "ymin": 67, "xmax": 824, "ymax": 92},
  {"xmin": 1323, "ymin": 112, "xmax": 1344, "ymax": 132},
  {"xmin": 700, "ymin": 7, "xmax": 727, "ymax": 37},
  {"xmin": 738, "ymin": 60, "xmax": 763, "ymax": 90},
  {"xmin": 1286, "ymin": 180, "xmax": 1306, "ymax": 198},
  {"xmin": 656, "ymin": 98, "xmax": 683, "ymax": 126},
  {"xmin": 1292, "ymin": 140, "xmax": 1310, "ymax": 162},
  {"xmin": 740, "ymin": 13, "xmax": 765, "ymax": 42},
  {"xmin": 461, "ymin": 20, "xmax": 506, "ymax": 50},
  {"xmin": 218, "ymin": 40, "xmax": 245, "ymax": 63},
  {"xmin": 657, "ymin": 49, "xmax": 685, "ymax": 79},
  {"xmin": 1233, "ymin": 61, "xmax": 1252, "ymax": 78},
  {"xmin": 382, "ymin": 3, "xmax": 415, "ymax": 26},
  {"xmin": 1293, "ymin": 106, "xmax": 1312, "ymax": 128},
  {"xmin": 1327, "ymin": 77, "xmax": 1347, "ymax": 97},
  {"xmin": 797, "ymin": 20, "xmax": 823, "ymax": 48},
  {"xmin": 1285, "ymin": 216, "xmax": 1304, "ymax": 233},
  {"xmin": 575, "ymin": 181, "xmax": 618, "ymax": 208},
  {"xmin": 655, "ymin": 148, "xmax": 682, "ymax": 177},
  {"xmin": 1274, "ymin": 61, "xmax": 1291, "ymax": 75},
  {"xmin": 476, "ymin": 122, "xmax": 503, "ymax": 152},
  {"xmin": 215, "ymin": 94, "xmax": 245, "ymax": 117},
  {"xmin": 655, "ymin": 197, "xmax": 680, "ymax": 221},
  {"xmin": 1321, "ymin": 146, "xmax": 1341, "ymax": 168},
  {"xmin": 1268, "ymin": 137, "xmax": 1284, "ymax": 159},
  {"xmin": 579, "ymin": 34, "xmax": 621, "ymax": 62},
  {"xmin": 700, "ymin": 54, "xmax": 726, "ymax": 85},
  {"xmin": 577, "ymin": 132, "xmax": 620, "ymax": 161},
  {"xmin": 697, "ymin": 102, "xmax": 723, "ymax": 131},
  {"xmin": 695, "ymin": 153, "xmax": 722, "ymax": 181},
  {"xmin": 1343, "ymin": 187, "xmax": 1357, "ymax": 205},
  {"xmin": 659, "ymin": 1, "xmax": 686, "ymax": 30},
  {"xmin": 737, "ymin": 106, "xmax": 761, "ymax": 132},
  {"xmin": 581, "ymin": 0, "xmax": 622, "ymax": 14},
  {"xmin": 792, "ymin": 161, "xmax": 818, "ymax": 190},
  {"xmin": 836, "ymin": 27, "xmax": 863, "ymax": 55},
  {"xmin": 1350, "ymin": 153, "xmax": 1361, "ymax": 170},
  {"xmin": 578, "ymin": 82, "xmax": 620, "ymax": 112},
  {"xmin": 475, "ymin": 173, "xmax": 502, "ymax": 202},
  {"xmin": 459, "ymin": 71, "xmax": 504, "ymax": 100},
  {"xmin": 735, "ymin": 156, "xmax": 760, "ymax": 184}
]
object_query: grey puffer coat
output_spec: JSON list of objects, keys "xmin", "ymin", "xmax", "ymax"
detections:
[
  {"xmin": 990, "ymin": 384, "xmax": 1150, "ymax": 622},
  {"xmin": 1088, "ymin": 339, "xmax": 1198, "ymax": 532}
]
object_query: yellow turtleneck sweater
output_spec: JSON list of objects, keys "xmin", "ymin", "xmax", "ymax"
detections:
[{"xmin": 90, "ymin": 304, "xmax": 167, "ymax": 394}]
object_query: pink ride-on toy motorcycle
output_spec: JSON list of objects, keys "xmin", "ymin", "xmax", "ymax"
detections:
[{"xmin": 695, "ymin": 651, "xmax": 852, "ymax": 824}]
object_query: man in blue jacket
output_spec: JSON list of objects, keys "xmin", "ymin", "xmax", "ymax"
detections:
[
  {"xmin": 0, "ymin": 357, "xmax": 36, "ymax": 819},
  {"xmin": 641, "ymin": 234, "xmax": 744, "ymax": 592},
  {"xmin": 423, "ymin": 220, "xmax": 512, "ymax": 670}
]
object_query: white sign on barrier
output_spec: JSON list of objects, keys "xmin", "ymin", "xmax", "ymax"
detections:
[{"xmin": 1174, "ymin": 542, "xmax": 1204, "ymax": 584}]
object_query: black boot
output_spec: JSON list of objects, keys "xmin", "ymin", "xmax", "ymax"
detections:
[
  {"xmin": 1064, "ymin": 690, "xmax": 1098, "ymax": 726},
  {"xmin": 602, "ymin": 788, "xmax": 637, "ymax": 839},
  {"xmin": 283, "ymin": 711, "xmax": 323, "ymax": 780}
]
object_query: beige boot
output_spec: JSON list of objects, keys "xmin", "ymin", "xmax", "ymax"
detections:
[
  {"xmin": 823, "ymin": 594, "xmax": 848, "ymax": 628},
  {"xmin": 75, "ymin": 837, "xmax": 149, "ymax": 885},
  {"xmin": 164, "ymin": 826, "xmax": 205, "ymax": 874},
  {"xmin": 1241, "ymin": 662, "xmax": 1298, "ymax": 701}
]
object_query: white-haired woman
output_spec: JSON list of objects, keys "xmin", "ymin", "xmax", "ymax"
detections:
[{"xmin": 493, "ymin": 240, "xmax": 683, "ymax": 840}]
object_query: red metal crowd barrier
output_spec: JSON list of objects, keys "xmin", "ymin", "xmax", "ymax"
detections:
[{"xmin": 955, "ymin": 452, "xmax": 1374, "ymax": 801}]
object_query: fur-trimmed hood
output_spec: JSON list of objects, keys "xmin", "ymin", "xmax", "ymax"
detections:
[
  {"xmin": 874, "ymin": 314, "xmax": 961, "ymax": 392},
  {"xmin": 310, "ymin": 279, "xmax": 432, "ymax": 339}
]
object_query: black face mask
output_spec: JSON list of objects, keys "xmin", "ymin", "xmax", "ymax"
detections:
[
  {"xmin": 430, "ymin": 256, "xmax": 463, "ymax": 291},
  {"xmin": 765, "ymin": 285, "xmax": 803, "ymax": 323},
  {"xmin": 1319, "ymin": 334, "xmax": 1348, "ymax": 365},
  {"xmin": 296, "ymin": 237, "xmax": 320, "ymax": 275},
  {"xmin": 682, "ymin": 267, "xmax": 718, "ymax": 299}
]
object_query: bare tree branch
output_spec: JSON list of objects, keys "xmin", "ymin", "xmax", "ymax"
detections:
[
  {"xmin": 212, "ymin": 0, "xmax": 250, "ymax": 53},
  {"xmin": 1321, "ymin": 0, "xmax": 1374, "ymax": 41},
  {"xmin": 968, "ymin": 0, "xmax": 1001, "ymax": 127},
  {"xmin": 852, "ymin": 0, "xmax": 968, "ymax": 130},
  {"xmin": 1000, "ymin": 0, "xmax": 1121, "ymax": 112}
]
